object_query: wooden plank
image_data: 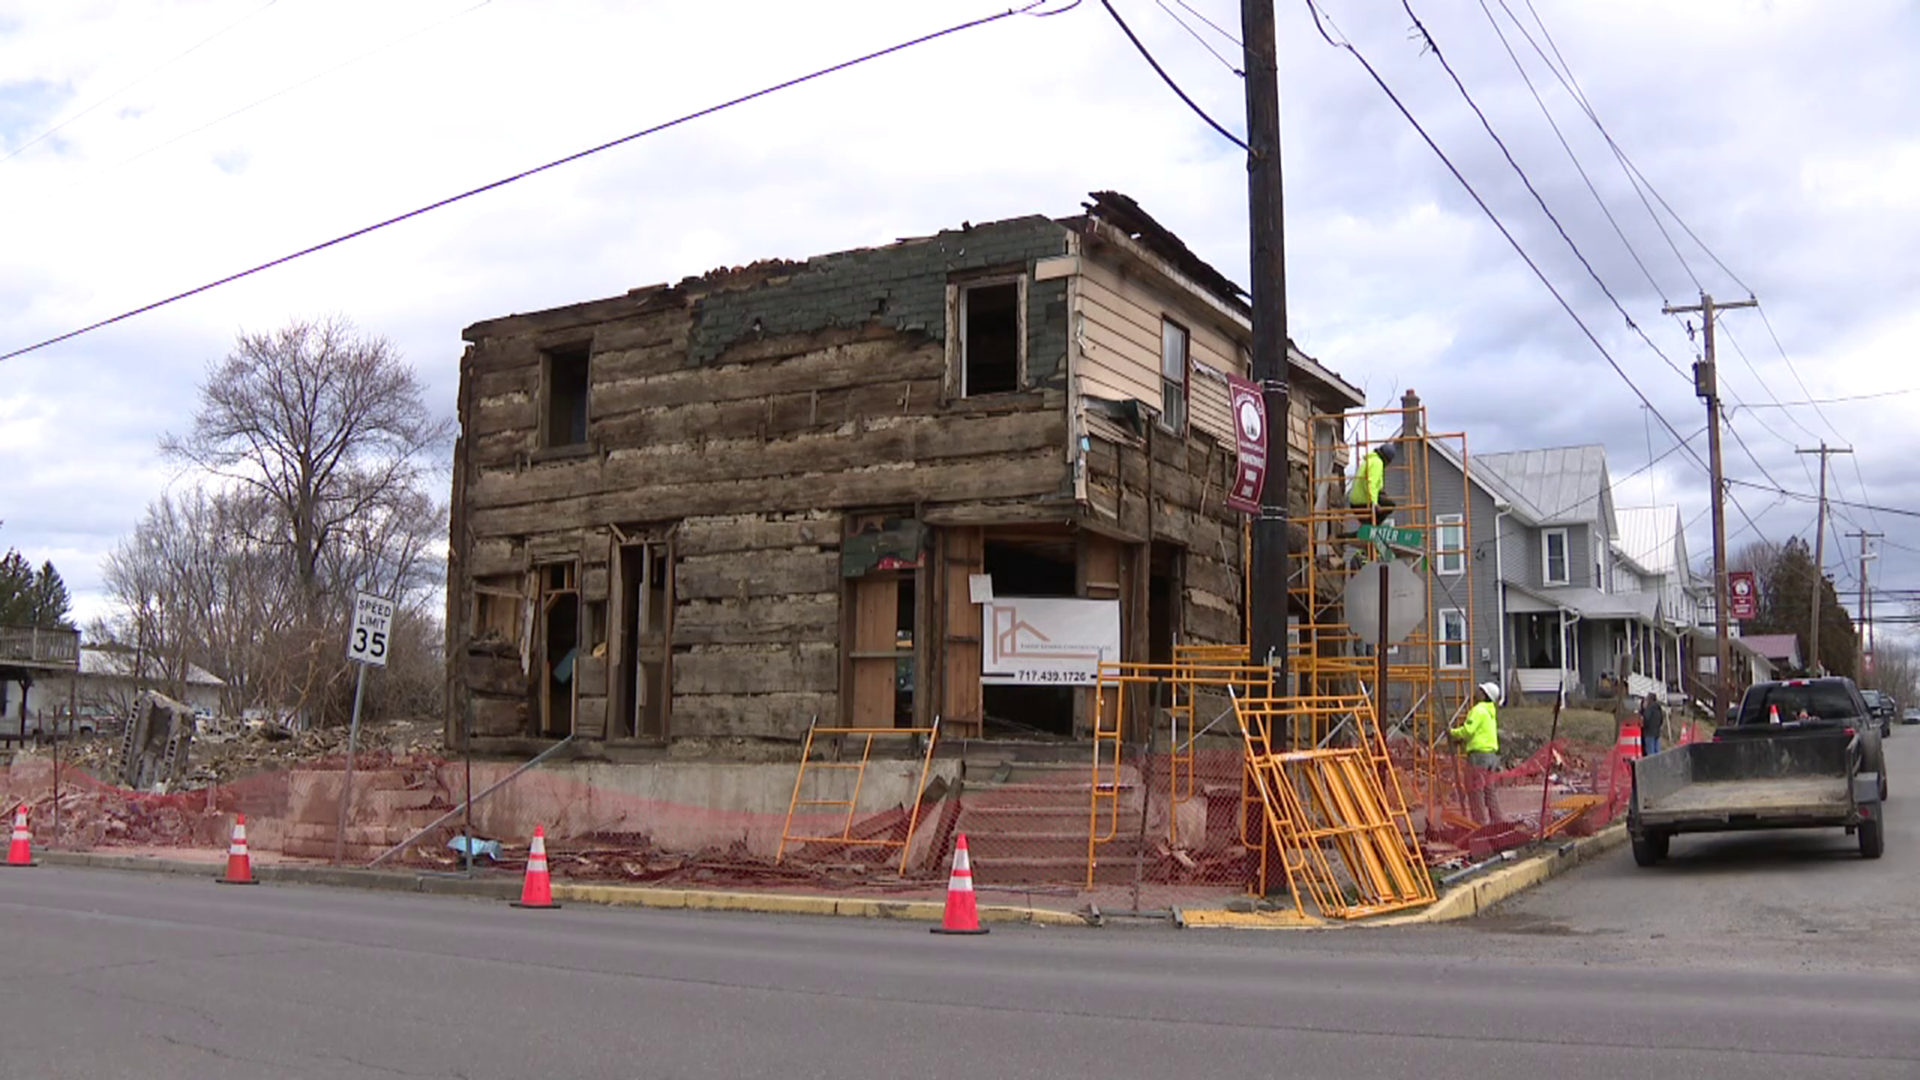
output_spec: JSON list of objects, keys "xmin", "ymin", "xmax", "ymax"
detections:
[
  {"xmin": 669, "ymin": 693, "xmax": 832, "ymax": 739},
  {"xmin": 470, "ymin": 540, "xmax": 521, "ymax": 579},
  {"xmin": 474, "ymin": 366, "xmax": 539, "ymax": 400},
  {"xmin": 470, "ymin": 396, "xmax": 536, "ymax": 439},
  {"xmin": 591, "ymin": 338, "xmax": 945, "ymax": 416},
  {"xmin": 921, "ymin": 501, "xmax": 1080, "ymax": 528},
  {"xmin": 462, "ymin": 652, "xmax": 529, "ymax": 697},
  {"xmin": 676, "ymin": 550, "xmax": 840, "ymax": 601},
  {"xmin": 672, "ymin": 645, "xmax": 839, "ymax": 695},
  {"xmin": 1184, "ymin": 602, "xmax": 1242, "ymax": 647},
  {"xmin": 469, "ymin": 430, "xmax": 530, "ymax": 469},
  {"xmin": 849, "ymin": 577, "xmax": 899, "ymax": 726},
  {"xmin": 673, "ymin": 595, "xmax": 840, "ymax": 646},
  {"xmin": 468, "ymin": 449, "xmax": 1068, "ymax": 537},
  {"xmin": 938, "ymin": 527, "xmax": 983, "ymax": 737},
  {"xmin": 582, "ymin": 565, "xmax": 610, "ymax": 602},
  {"xmin": 573, "ymin": 655, "xmax": 607, "ymax": 697},
  {"xmin": 593, "ymin": 378, "xmax": 948, "ymax": 449},
  {"xmin": 469, "ymin": 409, "xmax": 1066, "ymax": 511},
  {"xmin": 574, "ymin": 696, "xmax": 609, "ymax": 740},
  {"xmin": 470, "ymin": 696, "xmax": 529, "ymax": 737},
  {"xmin": 675, "ymin": 514, "xmax": 841, "ymax": 557}
]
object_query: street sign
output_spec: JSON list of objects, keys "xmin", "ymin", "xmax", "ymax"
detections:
[
  {"xmin": 1357, "ymin": 524, "xmax": 1425, "ymax": 549},
  {"xmin": 347, "ymin": 592, "xmax": 395, "ymax": 667},
  {"xmin": 1728, "ymin": 571, "xmax": 1758, "ymax": 621}
]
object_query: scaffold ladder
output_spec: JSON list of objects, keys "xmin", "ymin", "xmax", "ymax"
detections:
[{"xmin": 776, "ymin": 718, "xmax": 940, "ymax": 876}]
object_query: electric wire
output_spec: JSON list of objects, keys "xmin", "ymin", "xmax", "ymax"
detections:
[
  {"xmin": 1098, "ymin": 0, "xmax": 1248, "ymax": 149},
  {"xmin": 1156, "ymin": 0, "xmax": 1243, "ymax": 75},
  {"xmin": 0, "ymin": 0, "xmax": 281, "ymax": 167},
  {"xmin": 1169, "ymin": 0, "xmax": 1241, "ymax": 46},
  {"xmin": 0, "ymin": 1, "xmax": 1061, "ymax": 364}
]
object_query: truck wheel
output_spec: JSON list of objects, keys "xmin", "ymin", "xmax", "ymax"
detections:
[
  {"xmin": 1632, "ymin": 832, "xmax": 1666, "ymax": 867},
  {"xmin": 1859, "ymin": 817, "xmax": 1884, "ymax": 859}
]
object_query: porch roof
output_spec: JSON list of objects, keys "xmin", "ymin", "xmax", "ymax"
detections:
[{"xmin": 1508, "ymin": 584, "xmax": 1662, "ymax": 625}]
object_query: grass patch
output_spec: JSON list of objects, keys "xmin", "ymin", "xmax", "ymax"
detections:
[{"xmin": 1499, "ymin": 706, "xmax": 1621, "ymax": 746}]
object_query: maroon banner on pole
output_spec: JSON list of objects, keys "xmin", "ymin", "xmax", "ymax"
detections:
[
  {"xmin": 1225, "ymin": 374, "xmax": 1268, "ymax": 515},
  {"xmin": 1728, "ymin": 570, "xmax": 1759, "ymax": 621}
]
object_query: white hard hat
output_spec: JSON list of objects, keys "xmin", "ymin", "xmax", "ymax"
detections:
[{"xmin": 1478, "ymin": 681, "xmax": 1502, "ymax": 704}]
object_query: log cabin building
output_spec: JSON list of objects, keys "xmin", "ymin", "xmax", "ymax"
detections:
[{"xmin": 447, "ymin": 192, "xmax": 1363, "ymax": 752}]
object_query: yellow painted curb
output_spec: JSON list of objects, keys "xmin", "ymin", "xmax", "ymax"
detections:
[
  {"xmin": 1178, "ymin": 907, "xmax": 1325, "ymax": 929},
  {"xmin": 547, "ymin": 883, "xmax": 1087, "ymax": 927}
]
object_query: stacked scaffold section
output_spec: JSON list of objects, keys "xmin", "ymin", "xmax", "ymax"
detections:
[{"xmin": 1233, "ymin": 689, "xmax": 1435, "ymax": 919}]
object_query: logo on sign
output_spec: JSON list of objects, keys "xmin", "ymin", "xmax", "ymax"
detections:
[
  {"xmin": 1224, "ymin": 375, "xmax": 1267, "ymax": 515},
  {"xmin": 1727, "ymin": 571, "xmax": 1758, "ymax": 621}
]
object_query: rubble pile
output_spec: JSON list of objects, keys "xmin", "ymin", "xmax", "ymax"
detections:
[{"xmin": 54, "ymin": 717, "xmax": 444, "ymax": 788}]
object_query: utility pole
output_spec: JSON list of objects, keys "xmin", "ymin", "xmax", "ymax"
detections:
[
  {"xmin": 1243, "ymin": 0, "xmax": 1291, "ymax": 691},
  {"xmin": 1797, "ymin": 443, "xmax": 1852, "ymax": 675},
  {"xmin": 1664, "ymin": 292, "xmax": 1754, "ymax": 723},
  {"xmin": 1848, "ymin": 530, "xmax": 1881, "ymax": 682}
]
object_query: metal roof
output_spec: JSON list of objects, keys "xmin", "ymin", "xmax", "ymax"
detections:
[
  {"xmin": 1507, "ymin": 584, "xmax": 1661, "ymax": 624},
  {"xmin": 76, "ymin": 647, "xmax": 225, "ymax": 687},
  {"xmin": 1473, "ymin": 445, "xmax": 1612, "ymax": 527},
  {"xmin": 1739, "ymin": 634, "xmax": 1804, "ymax": 665}
]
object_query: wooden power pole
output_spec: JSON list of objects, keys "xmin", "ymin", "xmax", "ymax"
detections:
[
  {"xmin": 1797, "ymin": 442, "xmax": 1852, "ymax": 675},
  {"xmin": 1663, "ymin": 292, "xmax": 1754, "ymax": 722},
  {"xmin": 1848, "ymin": 529, "xmax": 1881, "ymax": 681},
  {"xmin": 1243, "ymin": 0, "xmax": 1291, "ymax": 689}
]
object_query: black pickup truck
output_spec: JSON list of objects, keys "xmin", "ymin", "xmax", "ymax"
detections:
[{"xmin": 1629, "ymin": 677, "xmax": 1888, "ymax": 865}]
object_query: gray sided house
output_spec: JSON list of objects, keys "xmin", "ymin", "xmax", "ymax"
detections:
[
  {"xmin": 1446, "ymin": 445, "xmax": 1673, "ymax": 704},
  {"xmin": 446, "ymin": 192, "xmax": 1363, "ymax": 752}
]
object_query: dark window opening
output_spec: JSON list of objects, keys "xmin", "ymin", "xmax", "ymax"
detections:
[
  {"xmin": 545, "ymin": 348, "xmax": 590, "ymax": 448},
  {"xmin": 962, "ymin": 283, "xmax": 1020, "ymax": 396},
  {"xmin": 1160, "ymin": 319, "xmax": 1189, "ymax": 434},
  {"xmin": 981, "ymin": 539, "xmax": 1078, "ymax": 738},
  {"xmin": 894, "ymin": 577, "xmax": 917, "ymax": 727}
]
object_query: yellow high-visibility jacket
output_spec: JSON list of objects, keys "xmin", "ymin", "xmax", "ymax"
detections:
[
  {"xmin": 1348, "ymin": 450, "xmax": 1385, "ymax": 507},
  {"xmin": 1450, "ymin": 701, "xmax": 1499, "ymax": 755}
]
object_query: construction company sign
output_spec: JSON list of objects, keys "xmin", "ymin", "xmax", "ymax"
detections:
[
  {"xmin": 1224, "ymin": 374, "xmax": 1267, "ymax": 515},
  {"xmin": 982, "ymin": 597, "xmax": 1121, "ymax": 686},
  {"xmin": 1728, "ymin": 571, "xmax": 1759, "ymax": 621}
]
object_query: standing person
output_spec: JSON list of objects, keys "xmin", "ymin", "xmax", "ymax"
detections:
[
  {"xmin": 1347, "ymin": 442, "xmax": 1397, "ymax": 525},
  {"xmin": 1449, "ymin": 681, "xmax": 1504, "ymax": 825},
  {"xmin": 1641, "ymin": 691, "xmax": 1665, "ymax": 756}
]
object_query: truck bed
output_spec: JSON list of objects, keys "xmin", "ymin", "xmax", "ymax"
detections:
[
  {"xmin": 1632, "ymin": 733, "xmax": 1860, "ymax": 832},
  {"xmin": 1640, "ymin": 776, "xmax": 1849, "ymax": 820}
]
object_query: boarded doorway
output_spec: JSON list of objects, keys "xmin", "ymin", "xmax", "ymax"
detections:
[{"xmin": 612, "ymin": 539, "xmax": 673, "ymax": 741}]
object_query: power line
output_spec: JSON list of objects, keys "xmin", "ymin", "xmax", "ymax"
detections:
[
  {"xmin": 0, "ymin": 1, "xmax": 1060, "ymax": 365},
  {"xmin": 1155, "ymin": 0, "xmax": 1243, "ymax": 75},
  {"xmin": 1727, "ymin": 478, "xmax": 1920, "ymax": 520},
  {"xmin": 1302, "ymin": 0, "xmax": 1710, "ymax": 486},
  {"xmin": 1401, "ymin": 0, "xmax": 1692, "ymax": 384},
  {"xmin": 1169, "ymin": 0, "xmax": 1241, "ymax": 46},
  {"xmin": 0, "ymin": 0, "xmax": 281, "ymax": 167},
  {"xmin": 1098, "ymin": 0, "xmax": 1247, "ymax": 149},
  {"xmin": 1504, "ymin": 0, "xmax": 1702, "ymax": 293},
  {"xmin": 1729, "ymin": 387, "xmax": 1920, "ymax": 410},
  {"xmin": 106, "ymin": 0, "xmax": 495, "ymax": 177},
  {"xmin": 1475, "ymin": 0, "xmax": 1664, "ymax": 302}
]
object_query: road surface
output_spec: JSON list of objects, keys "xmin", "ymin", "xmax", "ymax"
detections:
[{"xmin": 1488, "ymin": 721, "xmax": 1920, "ymax": 965}]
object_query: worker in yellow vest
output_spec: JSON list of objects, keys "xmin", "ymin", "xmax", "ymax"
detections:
[
  {"xmin": 1348, "ymin": 442, "xmax": 1397, "ymax": 525},
  {"xmin": 1449, "ymin": 681, "xmax": 1504, "ymax": 825}
]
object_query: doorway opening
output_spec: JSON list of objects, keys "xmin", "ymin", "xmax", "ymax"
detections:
[
  {"xmin": 614, "ymin": 540, "xmax": 673, "ymax": 741},
  {"xmin": 981, "ymin": 537, "xmax": 1077, "ymax": 738},
  {"xmin": 538, "ymin": 561, "xmax": 580, "ymax": 737}
]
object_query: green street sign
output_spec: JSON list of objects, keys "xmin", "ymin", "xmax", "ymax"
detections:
[{"xmin": 1358, "ymin": 524, "xmax": 1425, "ymax": 549}]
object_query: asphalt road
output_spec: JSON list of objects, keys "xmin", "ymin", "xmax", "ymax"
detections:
[
  {"xmin": 1490, "ymin": 722, "xmax": 1920, "ymax": 966},
  {"xmin": 3, "ymin": 844, "xmax": 1918, "ymax": 1079}
]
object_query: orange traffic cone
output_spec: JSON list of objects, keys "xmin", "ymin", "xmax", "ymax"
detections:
[
  {"xmin": 218, "ymin": 814, "xmax": 258, "ymax": 885},
  {"xmin": 4, "ymin": 804, "xmax": 36, "ymax": 868},
  {"xmin": 930, "ymin": 833, "xmax": 988, "ymax": 935},
  {"xmin": 510, "ymin": 825, "xmax": 561, "ymax": 909}
]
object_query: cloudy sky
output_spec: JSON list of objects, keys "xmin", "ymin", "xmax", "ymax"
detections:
[{"xmin": 1, "ymin": 0, "xmax": 1915, "ymax": 640}]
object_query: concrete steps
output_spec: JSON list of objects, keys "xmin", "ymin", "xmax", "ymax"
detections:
[{"xmin": 953, "ymin": 752, "xmax": 1143, "ymax": 885}]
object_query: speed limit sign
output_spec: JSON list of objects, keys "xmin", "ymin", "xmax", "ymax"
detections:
[{"xmin": 347, "ymin": 592, "xmax": 396, "ymax": 667}]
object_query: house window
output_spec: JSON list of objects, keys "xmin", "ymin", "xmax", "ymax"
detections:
[
  {"xmin": 1159, "ymin": 318, "xmax": 1188, "ymax": 434},
  {"xmin": 1543, "ymin": 528, "xmax": 1569, "ymax": 585},
  {"xmin": 1439, "ymin": 608, "xmax": 1468, "ymax": 669},
  {"xmin": 1436, "ymin": 514, "xmax": 1465, "ymax": 576},
  {"xmin": 960, "ymin": 282, "xmax": 1021, "ymax": 396},
  {"xmin": 543, "ymin": 346, "xmax": 590, "ymax": 448}
]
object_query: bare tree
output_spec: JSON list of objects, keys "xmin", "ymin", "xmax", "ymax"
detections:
[{"xmin": 162, "ymin": 317, "xmax": 453, "ymax": 613}]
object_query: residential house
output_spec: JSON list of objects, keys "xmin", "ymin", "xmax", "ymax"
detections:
[
  {"xmin": 18, "ymin": 645, "xmax": 228, "ymax": 731},
  {"xmin": 445, "ymin": 192, "xmax": 1364, "ymax": 750},
  {"xmin": 1427, "ymin": 443, "xmax": 1671, "ymax": 703},
  {"xmin": 1740, "ymin": 634, "xmax": 1803, "ymax": 679}
]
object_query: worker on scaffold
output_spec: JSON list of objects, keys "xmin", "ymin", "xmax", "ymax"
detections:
[
  {"xmin": 1449, "ymin": 681, "xmax": 1505, "ymax": 825},
  {"xmin": 1348, "ymin": 442, "xmax": 1397, "ymax": 525}
]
